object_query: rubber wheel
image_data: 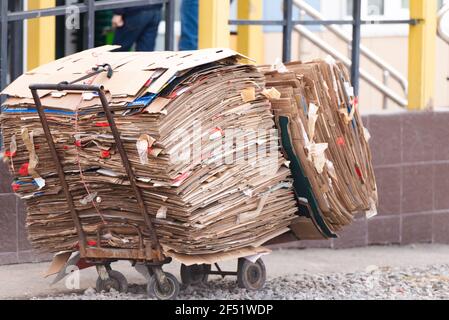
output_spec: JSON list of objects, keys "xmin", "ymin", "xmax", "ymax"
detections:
[
  {"xmin": 147, "ymin": 272, "xmax": 180, "ymax": 300},
  {"xmin": 237, "ymin": 258, "xmax": 266, "ymax": 291},
  {"xmin": 180, "ymin": 264, "xmax": 211, "ymax": 285},
  {"xmin": 96, "ymin": 270, "xmax": 128, "ymax": 293}
]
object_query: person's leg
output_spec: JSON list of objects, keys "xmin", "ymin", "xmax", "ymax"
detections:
[
  {"xmin": 179, "ymin": 0, "xmax": 199, "ymax": 51},
  {"xmin": 135, "ymin": 8, "xmax": 162, "ymax": 52},
  {"xmin": 135, "ymin": 9, "xmax": 162, "ymax": 52},
  {"xmin": 113, "ymin": 13, "xmax": 143, "ymax": 51}
]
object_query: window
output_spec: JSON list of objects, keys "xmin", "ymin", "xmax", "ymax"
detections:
[
  {"xmin": 347, "ymin": 0, "xmax": 446, "ymax": 16},
  {"xmin": 401, "ymin": 0, "xmax": 409, "ymax": 9},
  {"xmin": 342, "ymin": 0, "xmax": 448, "ymax": 37},
  {"xmin": 346, "ymin": 0, "xmax": 385, "ymax": 16},
  {"xmin": 367, "ymin": 0, "xmax": 384, "ymax": 16},
  {"xmin": 346, "ymin": 0, "xmax": 353, "ymax": 15},
  {"xmin": 343, "ymin": 0, "xmax": 410, "ymax": 37}
]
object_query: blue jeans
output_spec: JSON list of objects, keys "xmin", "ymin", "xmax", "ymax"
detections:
[
  {"xmin": 179, "ymin": 0, "xmax": 198, "ymax": 51},
  {"xmin": 113, "ymin": 8, "xmax": 162, "ymax": 52}
]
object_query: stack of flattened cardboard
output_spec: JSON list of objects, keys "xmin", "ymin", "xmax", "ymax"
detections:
[
  {"xmin": 0, "ymin": 46, "xmax": 297, "ymax": 256},
  {"xmin": 262, "ymin": 59, "xmax": 377, "ymax": 240}
]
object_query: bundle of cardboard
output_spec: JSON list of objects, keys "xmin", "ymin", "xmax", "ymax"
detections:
[
  {"xmin": 0, "ymin": 46, "xmax": 297, "ymax": 256},
  {"xmin": 262, "ymin": 59, "xmax": 377, "ymax": 239}
]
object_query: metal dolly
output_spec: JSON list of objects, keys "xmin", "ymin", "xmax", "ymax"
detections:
[
  {"xmin": 29, "ymin": 82, "xmax": 268, "ymax": 299},
  {"xmin": 179, "ymin": 260, "xmax": 267, "ymax": 291},
  {"xmin": 30, "ymin": 82, "xmax": 179, "ymax": 300}
]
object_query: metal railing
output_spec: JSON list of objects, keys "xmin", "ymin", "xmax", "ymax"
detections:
[
  {"xmin": 438, "ymin": 3, "xmax": 449, "ymax": 44},
  {"xmin": 228, "ymin": 0, "xmax": 418, "ymax": 101},
  {"xmin": 293, "ymin": 0, "xmax": 408, "ymax": 109},
  {"xmin": 0, "ymin": 0, "xmax": 176, "ymax": 93},
  {"xmin": 293, "ymin": 23, "xmax": 408, "ymax": 108}
]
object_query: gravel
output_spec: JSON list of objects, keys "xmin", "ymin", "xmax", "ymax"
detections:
[{"xmin": 32, "ymin": 264, "xmax": 449, "ymax": 300}]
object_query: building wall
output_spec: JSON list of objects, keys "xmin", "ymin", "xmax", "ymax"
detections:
[
  {"xmin": 272, "ymin": 111, "xmax": 449, "ymax": 250},
  {"xmin": 1, "ymin": 112, "xmax": 449, "ymax": 264},
  {"xmin": 0, "ymin": 161, "xmax": 51, "ymax": 265},
  {"xmin": 1, "ymin": 0, "xmax": 448, "ymax": 265}
]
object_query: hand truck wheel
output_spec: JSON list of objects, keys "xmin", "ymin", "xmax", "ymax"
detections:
[
  {"xmin": 180, "ymin": 264, "xmax": 211, "ymax": 286},
  {"xmin": 147, "ymin": 272, "xmax": 180, "ymax": 300},
  {"xmin": 237, "ymin": 258, "xmax": 266, "ymax": 291},
  {"xmin": 96, "ymin": 270, "xmax": 128, "ymax": 293}
]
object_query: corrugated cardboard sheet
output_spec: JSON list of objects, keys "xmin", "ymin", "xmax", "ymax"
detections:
[
  {"xmin": 0, "ymin": 47, "xmax": 297, "ymax": 263},
  {"xmin": 261, "ymin": 59, "xmax": 378, "ymax": 239}
]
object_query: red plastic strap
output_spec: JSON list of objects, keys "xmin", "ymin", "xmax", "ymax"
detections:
[
  {"xmin": 144, "ymin": 78, "xmax": 153, "ymax": 87},
  {"xmin": 12, "ymin": 183, "xmax": 20, "ymax": 192},
  {"xmin": 5, "ymin": 151, "xmax": 16, "ymax": 157},
  {"xmin": 168, "ymin": 91, "xmax": 177, "ymax": 99},
  {"xmin": 100, "ymin": 150, "xmax": 111, "ymax": 159},
  {"xmin": 95, "ymin": 122, "xmax": 110, "ymax": 127},
  {"xmin": 173, "ymin": 171, "xmax": 190, "ymax": 184},
  {"xmin": 337, "ymin": 137, "xmax": 346, "ymax": 146},
  {"xmin": 18, "ymin": 163, "xmax": 29, "ymax": 177},
  {"xmin": 211, "ymin": 127, "xmax": 224, "ymax": 135},
  {"xmin": 74, "ymin": 239, "xmax": 97, "ymax": 249},
  {"xmin": 355, "ymin": 166, "xmax": 363, "ymax": 179},
  {"xmin": 74, "ymin": 140, "xmax": 82, "ymax": 147}
]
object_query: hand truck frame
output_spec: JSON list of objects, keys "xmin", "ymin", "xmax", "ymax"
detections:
[{"xmin": 29, "ymin": 82, "xmax": 179, "ymax": 299}]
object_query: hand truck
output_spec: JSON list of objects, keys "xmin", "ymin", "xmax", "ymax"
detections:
[
  {"xmin": 29, "ymin": 82, "xmax": 180, "ymax": 300},
  {"xmin": 28, "ymin": 81, "xmax": 268, "ymax": 299}
]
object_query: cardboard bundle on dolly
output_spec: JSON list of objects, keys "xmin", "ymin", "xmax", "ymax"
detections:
[
  {"xmin": 1, "ymin": 46, "xmax": 297, "ymax": 298},
  {"xmin": 262, "ymin": 59, "xmax": 378, "ymax": 243}
]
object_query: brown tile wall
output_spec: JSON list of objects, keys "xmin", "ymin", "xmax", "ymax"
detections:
[
  {"xmin": 0, "ymin": 162, "xmax": 51, "ymax": 265},
  {"xmin": 284, "ymin": 111, "xmax": 449, "ymax": 250},
  {"xmin": 0, "ymin": 111, "xmax": 448, "ymax": 264}
]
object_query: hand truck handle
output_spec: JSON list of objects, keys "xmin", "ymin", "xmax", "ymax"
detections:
[
  {"xmin": 29, "ymin": 84, "xmax": 89, "ymax": 255},
  {"xmin": 29, "ymin": 83, "xmax": 164, "ymax": 260}
]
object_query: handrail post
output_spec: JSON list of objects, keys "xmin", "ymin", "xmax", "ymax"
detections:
[
  {"xmin": 11, "ymin": 1, "xmax": 24, "ymax": 83},
  {"xmin": 283, "ymin": 0, "xmax": 293, "ymax": 62},
  {"xmin": 298, "ymin": 8, "xmax": 306, "ymax": 59},
  {"xmin": 382, "ymin": 70, "xmax": 390, "ymax": 110},
  {"xmin": 198, "ymin": 0, "xmax": 230, "ymax": 48},
  {"xmin": 351, "ymin": 0, "xmax": 362, "ymax": 96},
  {"xmin": 27, "ymin": 0, "xmax": 56, "ymax": 71},
  {"xmin": 408, "ymin": 0, "xmax": 437, "ymax": 110},
  {"xmin": 237, "ymin": 0, "xmax": 264, "ymax": 64},
  {"xmin": 83, "ymin": 0, "xmax": 95, "ymax": 49},
  {"xmin": 164, "ymin": 0, "xmax": 175, "ymax": 50}
]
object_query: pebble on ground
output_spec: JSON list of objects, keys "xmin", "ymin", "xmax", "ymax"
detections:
[{"xmin": 33, "ymin": 264, "xmax": 449, "ymax": 300}]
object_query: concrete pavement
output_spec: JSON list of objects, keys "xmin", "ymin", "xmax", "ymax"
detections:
[{"xmin": 2, "ymin": 244, "xmax": 449, "ymax": 299}]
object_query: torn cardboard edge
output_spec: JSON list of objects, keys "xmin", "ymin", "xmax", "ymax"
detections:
[
  {"xmin": 44, "ymin": 251, "xmax": 73, "ymax": 278},
  {"xmin": 163, "ymin": 246, "xmax": 271, "ymax": 266},
  {"xmin": 2, "ymin": 47, "xmax": 250, "ymax": 99},
  {"xmin": 44, "ymin": 245, "xmax": 272, "ymax": 277}
]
